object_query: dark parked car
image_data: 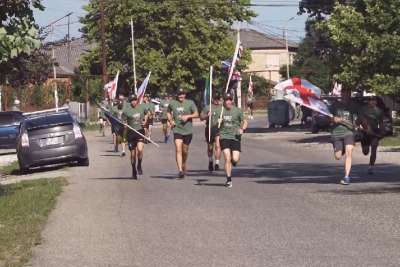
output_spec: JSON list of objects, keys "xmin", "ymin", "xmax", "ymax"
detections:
[
  {"xmin": 0, "ymin": 111, "xmax": 25, "ymax": 149},
  {"xmin": 17, "ymin": 110, "xmax": 89, "ymax": 172}
]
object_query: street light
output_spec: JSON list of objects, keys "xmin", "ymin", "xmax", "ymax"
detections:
[{"xmin": 284, "ymin": 16, "xmax": 296, "ymax": 79}]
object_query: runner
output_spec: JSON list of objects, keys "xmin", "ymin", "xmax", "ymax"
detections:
[
  {"xmin": 160, "ymin": 94, "xmax": 171, "ymax": 143},
  {"xmin": 122, "ymin": 95, "xmax": 148, "ymax": 179},
  {"xmin": 359, "ymin": 96, "xmax": 385, "ymax": 175},
  {"xmin": 98, "ymin": 101, "xmax": 108, "ymax": 137},
  {"xmin": 200, "ymin": 92, "xmax": 222, "ymax": 172},
  {"xmin": 167, "ymin": 88, "xmax": 199, "ymax": 178},
  {"xmin": 110, "ymin": 99, "xmax": 121, "ymax": 152},
  {"xmin": 247, "ymin": 93, "xmax": 255, "ymax": 120},
  {"xmin": 330, "ymin": 90, "xmax": 360, "ymax": 185},
  {"xmin": 143, "ymin": 94, "xmax": 155, "ymax": 142},
  {"xmin": 218, "ymin": 93, "xmax": 247, "ymax": 188},
  {"xmin": 119, "ymin": 95, "xmax": 128, "ymax": 157}
]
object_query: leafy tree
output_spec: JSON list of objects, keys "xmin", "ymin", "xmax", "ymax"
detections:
[
  {"xmin": 80, "ymin": 0, "xmax": 255, "ymax": 96},
  {"xmin": 0, "ymin": 0, "xmax": 43, "ymax": 70},
  {"xmin": 298, "ymin": 0, "xmax": 365, "ymax": 19},
  {"xmin": 320, "ymin": 1, "xmax": 400, "ymax": 95}
]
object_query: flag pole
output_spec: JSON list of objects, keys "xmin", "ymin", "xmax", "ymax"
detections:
[
  {"xmin": 208, "ymin": 66, "xmax": 213, "ymax": 143},
  {"xmin": 130, "ymin": 18, "xmax": 137, "ymax": 95},
  {"xmin": 218, "ymin": 29, "xmax": 240, "ymax": 128}
]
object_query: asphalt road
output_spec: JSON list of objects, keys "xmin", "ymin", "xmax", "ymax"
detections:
[{"xmin": 29, "ymin": 118, "xmax": 400, "ymax": 267}]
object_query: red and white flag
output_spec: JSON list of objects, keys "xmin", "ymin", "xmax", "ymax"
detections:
[
  {"xmin": 104, "ymin": 71, "xmax": 119, "ymax": 100},
  {"xmin": 248, "ymin": 75, "xmax": 254, "ymax": 96},
  {"xmin": 274, "ymin": 77, "xmax": 332, "ymax": 117},
  {"xmin": 137, "ymin": 72, "xmax": 151, "ymax": 103}
]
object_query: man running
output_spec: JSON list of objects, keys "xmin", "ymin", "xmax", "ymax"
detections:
[
  {"xmin": 167, "ymin": 88, "xmax": 199, "ymax": 178},
  {"xmin": 218, "ymin": 93, "xmax": 247, "ymax": 188},
  {"xmin": 110, "ymin": 99, "xmax": 121, "ymax": 152},
  {"xmin": 331, "ymin": 90, "xmax": 360, "ymax": 185},
  {"xmin": 160, "ymin": 94, "xmax": 171, "ymax": 143},
  {"xmin": 122, "ymin": 95, "xmax": 148, "ymax": 179},
  {"xmin": 143, "ymin": 94, "xmax": 155, "ymax": 142},
  {"xmin": 200, "ymin": 92, "xmax": 222, "ymax": 172},
  {"xmin": 359, "ymin": 96, "xmax": 385, "ymax": 175}
]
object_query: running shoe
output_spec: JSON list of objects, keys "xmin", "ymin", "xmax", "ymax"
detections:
[
  {"xmin": 214, "ymin": 164, "xmax": 220, "ymax": 171},
  {"xmin": 178, "ymin": 171, "xmax": 185, "ymax": 179},
  {"xmin": 340, "ymin": 176, "xmax": 350, "ymax": 185},
  {"xmin": 121, "ymin": 151, "xmax": 126, "ymax": 157},
  {"xmin": 225, "ymin": 180, "xmax": 233, "ymax": 188},
  {"xmin": 208, "ymin": 161, "xmax": 214, "ymax": 172},
  {"xmin": 368, "ymin": 166, "xmax": 374, "ymax": 175}
]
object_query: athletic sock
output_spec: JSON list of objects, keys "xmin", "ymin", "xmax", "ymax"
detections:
[
  {"xmin": 227, "ymin": 176, "xmax": 232, "ymax": 182},
  {"xmin": 215, "ymin": 160, "xmax": 220, "ymax": 165}
]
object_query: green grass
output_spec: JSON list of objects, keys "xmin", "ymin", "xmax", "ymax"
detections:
[
  {"xmin": 0, "ymin": 178, "xmax": 66, "ymax": 267},
  {"xmin": 0, "ymin": 161, "xmax": 19, "ymax": 176},
  {"xmin": 381, "ymin": 136, "xmax": 400, "ymax": 147}
]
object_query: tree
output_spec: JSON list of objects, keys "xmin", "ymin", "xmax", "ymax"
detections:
[
  {"xmin": 298, "ymin": 0, "xmax": 365, "ymax": 19},
  {"xmin": 320, "ymin": 1, "xmax": 400, "ymax": 95},
  {"xmin": 0, "ymin": 0, "xmax": 44, "ymax": 70},
  {"xmin": 80, "ymin": 0, "xmax": 255, "ymax": 96}
]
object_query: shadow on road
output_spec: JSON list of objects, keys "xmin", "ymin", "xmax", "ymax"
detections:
[
  {"xmin": 290, "ymin": 134, "xmax": 331, "ymax": 145},
  {"xmin": 91, "ymin": 177, "xmax": 136, "ymax": 180},
  {"xmin": 246, "ymin": 124, "xmax": 310, "ymax": 134},
  {"xmin": 234, "ymin": 163, "xmax": 400, "ymax": 187}
]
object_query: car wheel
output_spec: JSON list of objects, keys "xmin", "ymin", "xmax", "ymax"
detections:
[{"xmin": 78, "ymin": 158, "xmax": 89, "ymax": 167}]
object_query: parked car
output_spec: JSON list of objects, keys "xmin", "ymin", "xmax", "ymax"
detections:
[
  {"xmin": 0, "ymin": 111, "xmax": 25, "ymax": 149},
  {"xmin": 268, "ymin": 100, "xmax": 295, "ymax": 128},
  {"xmin": 17, "ymin": 110, "xmax": 89, "ymax": 172}
]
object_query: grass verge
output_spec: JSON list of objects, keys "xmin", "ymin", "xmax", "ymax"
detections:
[
  {"xmin": 381, "ymin": 136, "xmax": 400, "ymax": 147},
  {"xmin": 0, "ymin": 177, "xmax": 66, "ymax": 267},
  {"xmin": 0, "ymin": 161, "xmax": 19, "ymax": 176}
]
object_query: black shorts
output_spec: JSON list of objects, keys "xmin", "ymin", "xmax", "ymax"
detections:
[
  {"xmin": 220, "ymin": 139, "xmax": 241, "ymax": 152},
  {"xmin": 205, "ymin": 126, "xmax": 220, "ymax": 144},
  {"xmin": 161, "ymin": 119, "xmax": 168, "ymax": 124},
  {"xmin": 127, "ymin": 129, "xmax": 145, "ymax": 150},
  {"xmin": 332, "ymin": 134, "xmax": 355, "ymax": 153},
  {"xmin": 174, "ymin": 133, "xmax": 193, "ymax": 145},
  {"xmin": 248, "ymin": 103, "xmax": 254, "ymax": 109}
]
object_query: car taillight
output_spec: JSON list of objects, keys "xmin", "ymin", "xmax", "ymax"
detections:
[
  {"xmin": 73, "ymin": 124, "xmax": 83, "ymax": 139},
  {"xmin": 21, "ymin": 132, "xmax": 29, "ymax": 147}
]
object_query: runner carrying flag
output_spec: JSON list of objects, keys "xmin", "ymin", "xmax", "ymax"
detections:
[
  {"xmin": 122, "ymin": 95, "xmax": 148, "ymax": 179},
  {"xmin": 167, "ymin": 88, "xmax": 199, "ymax": 179},
  {"xmin": 160, "ymin": 94, "xmax": 171, "ymax": 143},
  {"xmin": 218, "ymin": 93, "xmax": 247, "ymax": 188},
  {"xmin": 330, "ymin": 90, "xmax": 360, "ymax": 185},
  {"xmin": 200, "ymin": 92, "xmax": 222, "ymax": 172}
]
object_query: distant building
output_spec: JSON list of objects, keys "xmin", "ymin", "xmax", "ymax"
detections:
[{"xmin": 240, "ymin": 29, "xmax": 298, "ymax": 84}]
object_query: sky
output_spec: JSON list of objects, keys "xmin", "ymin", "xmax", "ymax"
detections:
[{"xmin": 34, "ymin": 0, "xmax": 307, "ymax": 42}]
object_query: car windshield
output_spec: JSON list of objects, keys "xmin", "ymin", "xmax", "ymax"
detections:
[{"xmin": 24, "ymin": 112, "xmax": 74, "ymax": 130}]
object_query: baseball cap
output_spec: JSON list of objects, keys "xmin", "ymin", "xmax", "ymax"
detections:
[
  {"xmin": 213, "ymin": 92, "xmax": 222, "ymax": 100},
  {"xmin": 223, "ymin": 93, "xmax": 233, "ymax": 100},
  {"xmin": 177, "ymin": 88, "xmax": 186, "ymax": 95},
  {"xmin": 128, "ymin": 95, "xmax": 138, "ymax": 102}
]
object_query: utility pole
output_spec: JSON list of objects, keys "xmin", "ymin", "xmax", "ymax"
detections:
[
  {"xmin": 284, "ymin": 16, "xmax": 296, "ymax": 80},
  {"xmin": 99, "ymin": 0, "xmax": 108, "ymax": 89},
  {"xmin": 67, "ymin": 13, "xmax": 71, "ymax": 63},
  {"xmin": 51, "ymin": 25, "xmax": 59, "ymax": 111},
  {"xmin": 130, "ymin": 18, "xmax": 137, "ymax": 95}
]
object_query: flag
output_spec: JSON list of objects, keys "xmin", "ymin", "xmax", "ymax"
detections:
[
  {"xmin": 137, "ymin": 72, "xmax": 151, "ymax": 103},
  {"xmin": 204, "ymin": 76, "xmax": 210, "ymax": 107},
  {"xmin": 248, "ymin": 75, "xmax": 254, "ymax": 96},
  {"xmin": 222, "ymin": 44, "xmax": 243, "ymax": 81},
  {"xmin": 104, "ymin": 71, "xmax": 119, "ymax": 100},
  {"xmin": 274, "ymin": 77, "xmax": 332, "ymax": 117}
]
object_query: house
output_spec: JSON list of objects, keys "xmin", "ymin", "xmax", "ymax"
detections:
[{"xmin": 240, "ymin": 28, "xmax": 298, "ymax": 84}]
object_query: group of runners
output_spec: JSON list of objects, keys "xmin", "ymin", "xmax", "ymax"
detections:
[
  {"xmin": 99, "ymin": 89, "xmax": 247, "ymax": 187},
  {"xmin": 99, "ymin": 87, "xmax": 388, "ymax": 187}
]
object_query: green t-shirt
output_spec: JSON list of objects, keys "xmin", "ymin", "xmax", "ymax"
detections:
[
  {"xmin": 361, "ymin": 105, "xmax": 384, "ymax": 133},
  {"xmin": 331, "ymin": 100, "xmax": 360, "ymax": 139},
  {"xmin": 160, "ymin": 99, "xmax": 170, "ymax": 120},
  {"xmin": 219, "ymin": 106, "xmax": 244, "ymax": 141},
  {"xmin": 168, "ymin": 99, "xmax": 198, "ymax": 135},
  {"xmin": 201, "ymin": 104, "xmax": 222, "ymax": 127},
  {"xmin": 122, "ymin": 103, "xmax": 147, "ymax": 130},
  {"xmin": 143, "ymin": 102, "xmax": 155, "ymax": 114},
  {"xmin": 247, "ymin": 95, "xmax": 254, "ymax": 104},
  {"xmin": 111, "ymin": 105, "xmax": 124, "ymax": 120}
]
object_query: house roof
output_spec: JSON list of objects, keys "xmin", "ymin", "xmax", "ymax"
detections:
[
  {"xmin": 239, "ymin": 29, "xmax": 298, "ymax": 50},
  {"xmin": 44, "ymin": 38, "xmax": 94, "ymax": 77}
]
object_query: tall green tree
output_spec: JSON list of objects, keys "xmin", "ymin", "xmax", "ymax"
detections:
[
  {"xmin": 320, "ymin": 0, "xmax": 400, "ymax": 95},
  {"xmin": 0, "ymin": 0, "xmax": 43, "ymax": 69},
  {"xmin": 80, "ymin": 0, "xmax": 255, "ymax": 96}
]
